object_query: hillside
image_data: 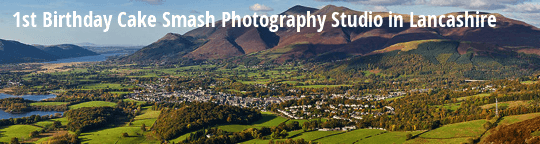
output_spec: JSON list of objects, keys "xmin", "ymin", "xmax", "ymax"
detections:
[
  {"xmin": 0, "ymin": 39, "xmax": 58, "ymax": 64},
  {"xmin": 124, "ymin": 5, "xmax": 540, "ymax": 65},
  {"xmin": 121, "ymin": 33, "xmax": 205, "ymax": 63},
  {"xmin": 331, "ymin": 40, "xmax": 540, "ymax": 79},
  {"xmin": 34, "ymin": 44, "xmax": 99, "ymax": 59}
]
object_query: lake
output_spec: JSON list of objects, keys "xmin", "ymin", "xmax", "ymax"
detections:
[
  {"xmin": 43, "ymin": 53, "xmax": 127, "ymax": 64},
  {"xmin": 0, "ymin": 110, "xmax": 62, "ymax": 119},
  {"xmin": 0, "ymin": 93, "xmax": 62, "ymax": 119},
  {"xmin": 0, "ymin": 93, "xmax": 56, "ymax": 101}
]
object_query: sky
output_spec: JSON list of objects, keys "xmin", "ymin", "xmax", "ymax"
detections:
[{"xmin": 1, "ymin": 0, "xmax": 539, "ymax": 46}]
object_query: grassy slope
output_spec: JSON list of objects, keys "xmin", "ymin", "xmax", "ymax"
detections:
[
  {"xmin": 69, "ymin": 101, "xmax": 117, "ymax": 109},
  {"xmin": 34, "ymin": 117, "xmax": 69, "ymax": 128},
  {"xmin": 358, "ymin": 131, "xmax": 424, "ymax": 144},
  {"xmin": 405, "ymin": 119, "xmax": 487, "ymax": 144},
  {"xmin": 30, "ymin": 102, "xmax": 69, "ymax": 106},
  {"xmin": 457, "ymin": 93, "xmax": 491, "ymax": 101},
  {"xmin": 0, "ymin": 125, "xmax": 42, "ymax": 142},
  {"xmin": 217, "ymin": 112, "xmax": 288, "ymax": 132},
  {"xmin": 79, "ymin": 106, "xmax": 160, "ymax": 144}
]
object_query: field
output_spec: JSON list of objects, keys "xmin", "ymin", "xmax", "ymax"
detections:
[
  {"xmin": 357, "ymin": 131, "xmax": 424, "ymax": 144},
  {"xmin": 406, "ymin": 119, "xmax": 487, "ymax": 143},
  {"xmin": 217, "ymin": 112, "xmax": 288, "ymax": 132},
  {"xmin": 498, "ymin": 112, "xmax": 540, "ymax": 125},
  {"xmin": 435, "ymin": 103, "xmax": 461, "ymax": 111},
  {"xmin": 315, "ymin": 129, "xmax": 385, "ymax": 143},
  {"xmin": 479, "ymin": 100, "xmax": 530, "ymax": 109},
  {"xmin": 30, "ymin": 102, "xmax": 69, "ymax": 106},
  {"xmin": 479, "ymin": 112, "xmax": 540, "ymax": 142},
  {"xmin": 457, "ymin": 93, "xmax": 491, "ymax": 101},
  {"xmin": 240, "ymin": 131, "xmax": 343, "ymax": 144},
  {"xmin": 79, "ymin": 106, "xmax": 160, "ymax": 144},
  {"xmin": 0, "ymin": 125, "xmax": 42, "ymax": 142},
  {"xmin": 34, "ymin": 117, "xmax": 69, "ymax": 128},
  {"xmin": 69, "ymin": 101, "xmax": 117, "ymax": 109},
  {"xmin": 242, "ymin": 129, "xmax": 386, "ymax": 144},
  {"xmin": 521, "ymin": 81, "xmax": 538, "ymax": 84},
  {"xmin": 123, "ymin": 99, "xmax": 147, "ymax": 105},
  {"xmin": 79, "ymin": 83, "xmax": 133, "ymax": 90},
  {"xmin": 295, "ymin": 85, "xmax": 352, "ymax": 88}
]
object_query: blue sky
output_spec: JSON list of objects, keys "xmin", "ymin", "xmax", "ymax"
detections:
[{"xmin": 1, "ymin": 0, "xmax": 539, "ymax": 46}]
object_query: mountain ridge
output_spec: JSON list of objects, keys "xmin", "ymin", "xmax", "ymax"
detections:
[{"xmin": 123, "ymin": 5, "xmax": 540, "ymax": 64}]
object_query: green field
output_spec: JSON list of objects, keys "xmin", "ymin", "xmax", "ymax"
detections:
[
  {"xmin": 30, "ymin": 102, "xmax": 69, "ymax": 106},
  {"xmin": 217, "ymin": 112, "xmax": 288, "ymax": 132},
  {"xmin": 69, "ymin": 101, "xmax": 117, "ymax": 109},
  {"xmin": 240, "ymin": 130, "xmax": 343, "ymax": 144},
  {"xmin": 79, "ymin": 83, "xmax": 133, "ymax": 90},
  {"xmin": 123, "ymin": 99, "xmax": 147, "ymax": 105},
  {"xmin": 521, "ymin": 81, "xmax": 537, "ymax": 84},
  {"xmin": 405, "ymin": 137, "xmax": 472, "ymax": 144},
  {"xmin": 499, "ymin": 112, "xmax": 540, "ymax": 125},
  {"xmin": 290, "ymin": 131, "xmax": 344, "ymax": 141},
  {"xmin": 79, "ymin": 106, "xmax": 160, "ymax": 144},
  {"xmin": 457, "ymin": 93, "xmax": 491, "ymax": 101},
  {"xmin": 435, "ymin": 103, "xmax": 461, "ymax": 111},
  {"xmin": 419, "ymin": 119, "xmax": 486, "ymax": 139},
  {"xmin": 405, "ymin": 119, "xmax": 487, "ymax": 144},
  {"xmin": 34, "ymin": 117, "xmax": 69, "ymax": 128},
  {"xmin": 111, "ymin": 91, "xmax": 133, "ymax": 95},
  {"xmin": 315, "ymin": 129, "xmax": 385, "ymax": 143},
  {"xmin": 0, "ymin": 125, "xmax": 42, "ymax": 142},
  {"xmin": 295, "ymin": 85, "xmax": 352, "ymax": 88},
  {"xmin": 173, "ymin": 112, "xmax": 289, "ymax": 143},
  {"xmin": 358, "ymin": 131, "xmax": 424, "ymax": 144}
]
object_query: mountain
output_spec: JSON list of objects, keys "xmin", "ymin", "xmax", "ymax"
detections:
[
  {"xmin": 124, "ymin": 5, "xmax": 540, "ymax": 64},
  {"xmin": 0, "ymin": 39, "xmax": 58, "ymax": 64},
  {"xmin": 122, "ymin": 33, "xmax": 204, "ymax": 63},
  {"xmin": 34, "ymin": 44, "xmax": 99, "ymax": 59}
]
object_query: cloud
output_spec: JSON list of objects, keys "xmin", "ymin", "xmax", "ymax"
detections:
[
  {"xmin": 190, "ymin": 10, "xmax": 201, "ymax": 14},
  {"xmin": 315, "ymin": 0, "xmax": 532, "ymax": 10},
  {"xmin": 425, "ymin": 0, "xmax": 514, "ymax": 10},
  {"xmin": 249, "ymin": 4, "xmax": 274, "ymax": 12},
  {"xmin": 503, "ymin": 3, "xmax": 540, "ymax": 13},
  {"xmin": 122, "ymin": 2, "xmax": 134, "ymax": 6},
  {"xmin": 315, "ymin": 0, "xmax": 414, "ymax": 6},
  {"xmin": 132, "ymin": 0, "xmax": 165, "ymax": 5},
  {"xmin": 366, "ymin": 6, "xmax": 389, "ymax": 11}
]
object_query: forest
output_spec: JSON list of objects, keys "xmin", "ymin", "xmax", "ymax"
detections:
[
  {"xmin": 153, "ymin": 102, "xmax": 262, "ymax": 140},
  {"xmin": 64, "ymin": 106, "xmax": 128, "ymax": 132}
]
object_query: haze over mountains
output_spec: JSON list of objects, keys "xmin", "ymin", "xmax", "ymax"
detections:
[
  {"xmin": 123, "ymin": 5, "xmax": 540, "ymax": 64},
  {"xmin": 34, "ymin": 44, "xmax": 98, "ymax": 59},
  {"xmin": 0, "ymin": 39, "xmax": 98, "ymax": 64}
]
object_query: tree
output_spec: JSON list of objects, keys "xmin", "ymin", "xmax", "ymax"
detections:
[
  {"xmin": 122, "ymin": 133, "xmax": 129, "ymax": 137},
  {"xmin": 10, "ymin": 137, "xmax": 19, "ymax": 144},
  {"xmin": 29, "ymin": 130, "xmax": 39, "ymax": 138},
  {"xmin": 52, "ymin": 120, "xmax": 62, "ymax": 128},
  {"xmin": 279, "ymin": 130, "xmax": 289, "ymax": 139},
  {"xmin": 141, "ymin": 123, "xmax": 147, "ymax": 132},
  {"xmin": 406, "ymin": 133, "xmax": 413, "ymax": 140},
  {"xmin": 483, "ymin": 121, "xmax": 492, "ymax": 130}
]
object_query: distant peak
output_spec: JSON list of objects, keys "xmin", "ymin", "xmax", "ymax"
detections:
[
  {"xmin": 280, "ymin": 5, "xmax": 318, "ymax": 15},
  {"xmin": 160, "ymin": 33, "xmax": 183, "ymax": 41}
]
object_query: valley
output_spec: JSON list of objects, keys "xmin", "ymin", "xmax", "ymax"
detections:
[{"xmin": 1, "ymin": 4, "xmax": 540, "ymax": 144}]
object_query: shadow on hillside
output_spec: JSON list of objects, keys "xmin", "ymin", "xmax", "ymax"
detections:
[{"xmin": 251, "ymin": 113, "xmax": 278, "ymax": 125}]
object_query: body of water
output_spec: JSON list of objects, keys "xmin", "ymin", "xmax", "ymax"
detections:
[
  {"xmin": 0, "ymin": 93, "xmax": 56, "ymax": 101},
  {"xmin": 43, "ymin": 53, "xmax": 127, "ymax": 64},
  {"xmin": 0, "ymin": 93, "xmax": 61, "ymax": 119},
  {"xmin": 0, "ymin": 110, "xmax": 62, "ymax": 119}
]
